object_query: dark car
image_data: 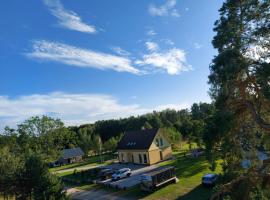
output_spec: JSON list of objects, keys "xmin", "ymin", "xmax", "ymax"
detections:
[
  {"xmin": 202, "ymin": 173, "xmax": 218, "ymax": 186},
  {"xmin": 99, "ymin": 168, "xmax": 115, "ymax": 180}
]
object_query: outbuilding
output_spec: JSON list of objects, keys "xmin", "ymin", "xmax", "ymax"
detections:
[{"xmin": 58, "ymin": 147, "xmax": 85, "ymax": 165}]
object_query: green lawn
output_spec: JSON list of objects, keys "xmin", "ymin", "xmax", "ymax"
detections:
[{"xmin": 112, "ymin": 151, "xmax": 223, "ymax": 200}]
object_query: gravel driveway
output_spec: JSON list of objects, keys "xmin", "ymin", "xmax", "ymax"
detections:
[
  {"xmin": 71, "ymin": 163, "xmax": 166, "ymax": 199},
  {"xmin": 104, "ymin": 164, "xmax": 160, "ymax": 189},
  {"xmin": 72, "ymin": 188, "xmax": 137, "ymax": 200}
]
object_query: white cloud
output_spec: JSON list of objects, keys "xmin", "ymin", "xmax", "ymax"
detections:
[
  {"xmin": 163, "ymin": 39, "xmax": 174, "ymax": 45},
  {"xmin": 111, "ymin": 46, "xmax": 130, "ymax": 56},
  {"xmin": 44, "ymin": 0, "xmax": 96, "ymax": 34},
  {"xmin": 194, "ymin": 42, "xmax": 203, "ymax": 49},
  {"xmin": 0, "ymin": 92, "xmax": 190, "ymax": 131},
  {"xmin": 145, "ymin": 41, "xmax": 159, "ymax": 52},
  {"xmin": 149, "ymin": 0, "xmax": 180, "ymax": 17},
  {"xmin": 171, "ymin": 9, "xmax": 181, "ymax": 17},
  {"xmin": 26, "ymin": 40, "xmax": 140, "ymax": 74},
  {"xmin": 136, "ymin": 48, "xmax": 192, "ymax": 75},
  {"xmin": 146, "ymin": 30, "xmax": 157, "ymax": 36}
]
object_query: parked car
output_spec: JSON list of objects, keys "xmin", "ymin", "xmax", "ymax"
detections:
[
  {"xmin": 111, "ymin": 168, "xmax": 131, "ymax": 181},
  {"xmin": 140, "ymin": 166, "xmax": 178, "ymax": 192},
  {"xmin": 202, "ymin": 173, "xmax": 218, "ymax": 186},
  {"xmin": 99, "ymin": 168, "xmax": 115, "ymax": 180},
  {"xmin": 48, "ymin": 161, "xmax": 60, "ymax": 167}
]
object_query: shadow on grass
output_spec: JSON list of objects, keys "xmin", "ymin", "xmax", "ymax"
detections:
[
  {"xmin": 163, "ymin": 153, "xmax": 209, "ymax": 178},
  {"xmin": 177, "ymin": 157, "xmax": 208, "ymax": 178},
  {"xmin": 60, "ymin": 167, "xmax": 101, "ymax": 188},
  {"xmin": 177, "ymin": 184, "xmax": 212, "ymax": 200}
]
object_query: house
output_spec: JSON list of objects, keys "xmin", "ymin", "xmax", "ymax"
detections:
[
  {"xmin": 117, "ymin": 128, "xmax": 172, "ymax": 165},
  {"xmin": 58, "ymin": 147, "xmax": 85, "ymax": 165}
]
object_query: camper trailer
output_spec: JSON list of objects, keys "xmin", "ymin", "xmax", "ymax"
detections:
[{"xmin": 140, "ymin": 166, "xmax": 178, "ymax": 192}]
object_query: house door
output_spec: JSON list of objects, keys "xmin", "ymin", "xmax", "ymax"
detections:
[
  {"xmin": 127, "ymin": 153, "xmax": 133, "ymax": 162},
  {"xmin": 160, "ymin": 151, "xmax": 163, "ymax": 160},
  {"xmin": 139, "ymin": 154, "xmax": 142, "ymax": 163}
]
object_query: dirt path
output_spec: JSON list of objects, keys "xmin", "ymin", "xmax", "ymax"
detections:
[{"xmin": 53, "ymin": 164, "xmax": 104, "ymax": 174}]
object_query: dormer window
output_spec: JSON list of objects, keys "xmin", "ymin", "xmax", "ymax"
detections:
[
  {"xmin": 160, "ymin": 138, "xmax": 163, "ymax": 146},
  {"xmin": 127, "ymin": 142, "xmax": 136, "ymax": 146},
  {"xmin": 156, "ymin": 138, "xmax": 159, "ymax": 147}
]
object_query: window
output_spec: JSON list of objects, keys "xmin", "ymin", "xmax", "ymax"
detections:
[
  {"xmin": 160, "ymin": 151, "xmax": 163, "ymax": 160},
  {"xmin": 156, "ymin": 138, "xmax": 159, "ymax": 147},
  {"xmin": 160, "ymin": 138, "xmax": 163, "ymax": 146},
  {"xmin": 139, "ymin": 154, "xmax": 142, "ymax": 163},
  {"xmin": 143, "ymin": 154, "xmax": 147, "ymax": 163}
]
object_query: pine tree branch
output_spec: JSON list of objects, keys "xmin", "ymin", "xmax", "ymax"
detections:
[{"xmin": 244, "ymin": 100, "xmax": 270, "ymax": 131}]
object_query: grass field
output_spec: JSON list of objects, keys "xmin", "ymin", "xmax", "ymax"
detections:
[
  {"xmin": 102, "ymin": 151, "xmax": 223, "ymax": 200},
  {"xmin": 142, "ymin": 152, "xmax": 223, "ymax": 200}
]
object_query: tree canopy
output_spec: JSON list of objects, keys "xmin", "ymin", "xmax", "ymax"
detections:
[{"xmin": 208, "ymin": 0, "xmax": 270, "ymax": 199}]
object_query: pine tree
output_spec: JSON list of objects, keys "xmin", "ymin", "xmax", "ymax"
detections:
[{"xmin": 208, "ymin": 0, "xmax": 270, "ymax": 199}]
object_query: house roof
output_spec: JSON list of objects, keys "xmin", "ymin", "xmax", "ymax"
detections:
[
  {"xmin": 61, "ymin": 147, "xmax": 85, "ymax": 159},
  {"xmin": 117, "ymin": 129, "xmax": 159, "ymax": 150}
]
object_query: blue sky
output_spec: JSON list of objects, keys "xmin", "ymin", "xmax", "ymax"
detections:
[{"xmin": 0, "ymin": 0, "xmax": 223, "ymax": 129}]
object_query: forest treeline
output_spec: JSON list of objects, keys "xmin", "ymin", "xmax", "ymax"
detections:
[{"xmin": 0, "ymin": 102, "xmax": 214, "ymax": 161}]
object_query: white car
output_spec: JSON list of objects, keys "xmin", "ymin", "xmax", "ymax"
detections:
[{"xmin": 111, "ymin": 168, "xmax": 131, "ymax": 181}]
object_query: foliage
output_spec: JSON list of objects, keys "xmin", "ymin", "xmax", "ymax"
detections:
[
  {"xmin": 208, "ymin": 0, "xmax": 270, "ymax": 199},
  {"xmin": 16, "ymin": 154, "xmax": 68, "ymax": 200},
  {"xmin": 0, "ymin": 150, "xmax": 69, "ymax": 199},
  {"xmin": 0, "ymin": 147, "xmax": 20, "ymax": 198},
  {"xmin": 161, "ymin": 127, "xmax": 182, "ymax": 150}
]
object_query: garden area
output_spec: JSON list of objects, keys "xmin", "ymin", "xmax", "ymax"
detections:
[
  {"xmin": 52, "ymin": 153, "xmax": 116, "ymax": 189},
  {"xmin": 50, "ymin": 153, "xmax": 116, "ymax": 173}
]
